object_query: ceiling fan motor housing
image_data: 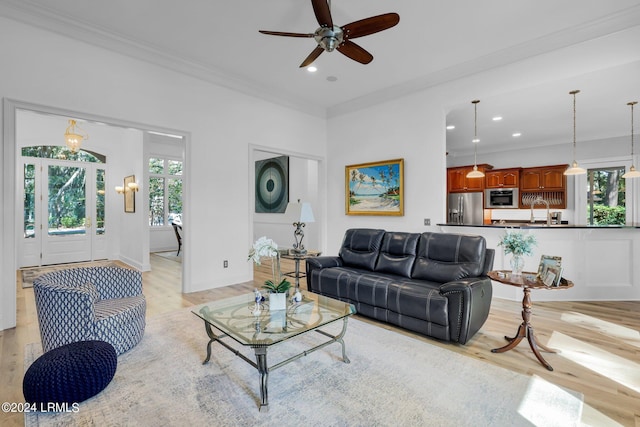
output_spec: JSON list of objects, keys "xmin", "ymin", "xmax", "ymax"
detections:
[{"xmin": 314, "ymin": 25, "xmax": 344, "ymax": 51}]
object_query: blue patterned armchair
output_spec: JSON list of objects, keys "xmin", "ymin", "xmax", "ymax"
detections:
[{"xmin": 33, "ymin": 266, "xmax": 146, "ymax": 355}]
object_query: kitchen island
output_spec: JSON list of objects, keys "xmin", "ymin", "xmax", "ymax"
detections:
[{"xmin": 438, "ymin": 223, "xmax": 640, "ymax": 301}]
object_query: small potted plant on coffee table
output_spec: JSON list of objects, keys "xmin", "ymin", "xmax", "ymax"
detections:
[{"xmin": 248, "ymin": 236, "xmax": 291, "ymax": 310}]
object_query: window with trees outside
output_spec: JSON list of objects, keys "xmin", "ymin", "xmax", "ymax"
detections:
[
  {"xmin": 586, "ymin": 167, "xmax": 626, "ymax": 225},
  {"xmin": 148, "ymin": 157, "xmax": 183, "ymax": 227}
]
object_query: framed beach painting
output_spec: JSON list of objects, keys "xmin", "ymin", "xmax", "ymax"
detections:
[{"xmin": 345, "ymin": 158, "xmax": 404, "ymax": 216}]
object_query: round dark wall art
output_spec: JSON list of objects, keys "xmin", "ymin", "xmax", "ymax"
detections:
[{"xmin": 255, "ymin": 156, "xmax": 289, "ymax": 213}]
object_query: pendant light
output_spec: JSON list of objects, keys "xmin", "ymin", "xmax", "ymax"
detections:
[
  {"xmin": 64, "ymin": 119, "xmax": 88, "ymax": 153},
  {"xmin": 564, "ymin": 90, "xmax": 586, "ymax": 175},
  {"xmin": 466, "ymin": 99, "xmax": 485, "ymax": 178},
  {"xmin": 622, "ymin": 101, "xmax": 640, "ymax": 179}
]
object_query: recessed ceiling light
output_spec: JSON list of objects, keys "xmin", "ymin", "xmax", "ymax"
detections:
[
  {"xmin": 446, "ymin": 125, "xmax": 455, "ymax": 130},
  {"xmin": 307, "ymin": 66, "xmax": 317, "ymax": 72},
  {"xmin": 492, "ymin": 116, "xmax": 503, "ymax": 121},
  {"xmin": 512, "ymin": 132, "xmax": 522, "ymax": 137},
  {"xmin": 326, "ymin": 76, "xmax": 338, "ymax": 82}
]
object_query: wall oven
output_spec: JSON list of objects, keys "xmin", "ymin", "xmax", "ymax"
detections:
[{"xmin": 485, "ymin": 188, "xmax": 519, "ymax": 209}]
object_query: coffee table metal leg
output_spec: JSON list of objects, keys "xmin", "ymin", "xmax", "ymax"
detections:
[{"xmin": 254, "ymin": 347, "xmax": 269, "ymax": 412}]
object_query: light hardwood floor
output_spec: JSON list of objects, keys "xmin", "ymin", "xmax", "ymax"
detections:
[{"xmin": 1, "ymin": 254, "xmax": 639, "ymax": 426}]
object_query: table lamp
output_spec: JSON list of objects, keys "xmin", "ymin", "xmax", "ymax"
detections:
[{"xmin": 284, "ymin": 200, "xmax": 315, "ymax": 254}]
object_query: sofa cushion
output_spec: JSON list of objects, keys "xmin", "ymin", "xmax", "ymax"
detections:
[
  {"xmin": 412, "ymin": 232, "xmax": 486, "ymax": 283},
  {"xmin": 338, "ymin": 229, "xmax": 385, "ymax": 271},
  {"xmin": 374, "ymin": 232, "xmax": 419, "ymax": 277},
  {"xmin": 387, "ymin": 281, "xmax": 449, "ymax": 327}
]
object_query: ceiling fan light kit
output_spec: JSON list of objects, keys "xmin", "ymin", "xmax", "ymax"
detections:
[{"xmin": 259, "ymin": 0, "xmax": 399, "ymax": 67}]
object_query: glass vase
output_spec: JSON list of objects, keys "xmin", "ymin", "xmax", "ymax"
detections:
[{"xmin": 510, "ymin": 254, "xmax": 525, "ymax": 276}]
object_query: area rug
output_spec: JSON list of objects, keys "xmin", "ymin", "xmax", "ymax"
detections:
[
  {"xmin": 24, "ymin": 309, "xmax": 583, "ymax": 427},
  {"xmin": 20, "ymin": 260, "xmax": 118, "ymax": 288}
]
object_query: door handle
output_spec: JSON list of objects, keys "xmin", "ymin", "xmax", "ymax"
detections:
[{"xmin": 86, "ymin": 217, "xmax": 92, "ymax": 228}]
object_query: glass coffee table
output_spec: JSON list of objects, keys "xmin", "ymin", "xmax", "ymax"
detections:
[{"xmin": 192, "ymin": 292, "xmax": 355, "ymax": 411}]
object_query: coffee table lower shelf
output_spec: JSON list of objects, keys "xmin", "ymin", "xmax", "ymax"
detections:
[{"xmin": 198, "ymin": 316, "xmax": 351, "ymax": 412}]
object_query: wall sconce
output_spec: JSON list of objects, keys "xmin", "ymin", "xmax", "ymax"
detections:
[
  {"xmin": 115, "ymin": 175, "xmax": 138, "ymax": 213},
  {"xmin": 115, "ymin": 181, "xmax": 139, "ymax": 193},
  {"xmin": 64, "ymin": 119, "xmax": 88, "ymax": 153}
]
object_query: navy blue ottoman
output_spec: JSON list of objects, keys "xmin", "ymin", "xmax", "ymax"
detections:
[{"xmin": 23, "ymin": 340, "xmax": 117, "ymax": 407}]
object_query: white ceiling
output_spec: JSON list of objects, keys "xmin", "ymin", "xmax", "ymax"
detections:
[{"xmin": 2, "ymin": 0, "xmax": 640, "ymax": 153}]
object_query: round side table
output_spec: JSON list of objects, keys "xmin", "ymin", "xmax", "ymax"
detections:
[{"xmin": 488, "ymin": 270, "xmax": 574, "ymax": 371}]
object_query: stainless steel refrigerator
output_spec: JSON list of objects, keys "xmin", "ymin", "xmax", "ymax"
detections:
[{"xmin": 448, "ymin": 192, "xmax": 483, "ymax": 225}]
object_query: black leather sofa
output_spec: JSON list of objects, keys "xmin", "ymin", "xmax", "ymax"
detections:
[{"xmin": 306, "ymin": 229, "xmax": 495, "ymax": 344}]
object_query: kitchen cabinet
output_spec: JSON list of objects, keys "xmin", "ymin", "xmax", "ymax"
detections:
[
  {"xmin": 520, "ymin": 165, "xmax": 567, "ymax": 191},
  {"xmin": 485, "ymin": 168, "xmax": 520, "ymax": 188},
  {"xmin": 519, "ymin": 164, "xmax": 568, "ymax": 208},
  {"xmin": 447, "ymin": 164, "xmax": 493, "ymax": 192}
]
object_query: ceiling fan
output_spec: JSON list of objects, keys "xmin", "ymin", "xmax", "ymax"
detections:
[{"xmin": 259, "ymin": 0, "xmax": 400, "ymax": 67}]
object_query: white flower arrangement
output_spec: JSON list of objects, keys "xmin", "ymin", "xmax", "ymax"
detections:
[{"xmin": 248, "ymin": 236, "xmax": 291, "ymax": 293}]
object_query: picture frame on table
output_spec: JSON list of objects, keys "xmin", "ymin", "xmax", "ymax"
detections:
[
  {"xmin": 537, "ymin": 255, "xmax": 562, "ymax": 286},
  {"xmin": 345, "ymin": 158, "xmax": 404, "ymax": 216},
  {"xmin": 543, "ymin": 266, "xmax": 563, "ymax": 287}
]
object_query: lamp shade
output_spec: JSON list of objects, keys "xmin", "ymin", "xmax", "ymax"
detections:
[{"xmin": 284, "ymin": 201, "xmax": 315, "ymax": 223}]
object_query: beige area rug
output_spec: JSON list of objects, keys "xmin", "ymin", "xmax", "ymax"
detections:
[
  {"xmin": 153, "ymin": 251, "xmax": 182, "ymax": 263},
  {"xmin": 25, "ymin": 308, "xmax": 583, "ymax": 427},
  {"xmin": 20, "ymin": 260, "xmax": 119, "ymax": 288}
]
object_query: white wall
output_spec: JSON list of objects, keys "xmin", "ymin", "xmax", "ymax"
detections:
[{"xmin": 0, "ymin": 16, "xmax": 326, "ymax": 330}]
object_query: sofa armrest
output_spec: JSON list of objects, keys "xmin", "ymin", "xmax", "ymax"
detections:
[
  {"xmin": 439, "ymin": 277, "xmax": 493, "ymax": 344},
  {"xmin": 305, "ymin": 256, "xmax": 343, "ymax": 292}
]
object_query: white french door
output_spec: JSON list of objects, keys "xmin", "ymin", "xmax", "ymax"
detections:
[{"xmin": 19, "ymin": 158, "xmax": 107, "ymax": 267}]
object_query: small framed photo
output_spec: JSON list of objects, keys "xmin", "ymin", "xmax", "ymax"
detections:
[
  {"xmin": 537, "ymin": 255, "xmax": 561, "ymax": 280},
  {"xmin": 544, "ymin": 266, "xmax": 564, "ymax": 287}
]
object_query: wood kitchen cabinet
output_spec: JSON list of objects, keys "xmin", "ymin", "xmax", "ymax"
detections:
[
  {"xmin": 519, "ymin": 164, "xmax": 568, "ymax": 208},
  {"xmin": 520, "ymin": 165, "xmax": 567, "ymax": 191},
  {"xmin": 485, "ymin": 168, "xmax": 520, "ymax": 188},
  {"xmin": 447, "ymin": 164, "xmax": 493, "ymax": 192}
]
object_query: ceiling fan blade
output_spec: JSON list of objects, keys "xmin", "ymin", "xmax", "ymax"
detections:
[
  {"xmin": 336, "ymin": 40, "xmax": 373, "ymax": 64},
  {"xmin": 311, "ymin": 0, "xmax": 333, "ymax": 28},
  {"xmin": 342, "ymin": 13, "xmax": 400, "ymax": 39},
  {"xmin": 299, "ymin": 46, "xmax": 325, "ymax": 68},
  {"xmin": 259, "ymin": 30, "xmax": 314, "ymax": 38}
]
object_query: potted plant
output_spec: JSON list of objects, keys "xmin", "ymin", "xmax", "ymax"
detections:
[
  {"xmin": 497, "ymin": 229, "xmax": 537, "ymax": 275},
  {"xmin": 248, "ymin": 236, "xmax": 291, "ymax": 310}
]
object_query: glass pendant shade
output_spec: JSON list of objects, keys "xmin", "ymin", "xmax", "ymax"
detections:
[
  {"xmin": 64, "ymin": 119, "xmax": 88, "ymax": 153},
  {"xmin": 622, "ymin": 101, "xmax": 639, "ymax": 179},
  {"xmin": 564, "ymin": 90, "xmax": 586, "ymax": 176},
  {"xmin": 466, "ymin": 99, "xmax": 485, "ymax": 179},
  {"xmin": 564, "ymin": 161, "xmax": 587, "ymax": 176},
  {"xmin": 622, "ymin": 165, "xmax": 640, "ymax": 178}
]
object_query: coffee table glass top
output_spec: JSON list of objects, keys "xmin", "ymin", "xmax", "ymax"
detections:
[{"xmin": 192, "ymin": 292, "xmax": 355, "ymax": 347}]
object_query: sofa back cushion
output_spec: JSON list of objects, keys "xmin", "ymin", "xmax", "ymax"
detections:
[
  {"xmin": 374, "ymin": 232, "xmax": 420, "ymax": 277},
  {"xmin": 411, "ymin": 232, "xmax": 487, "ymax": 282},
  {"xmin": 339, "ymin": 229, "xmax": 385, "ymax": 271}
]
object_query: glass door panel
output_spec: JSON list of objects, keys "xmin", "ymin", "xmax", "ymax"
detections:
[{"xmin": 47, "ymin": 165, "xmax": 87, "ymax": 236}]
